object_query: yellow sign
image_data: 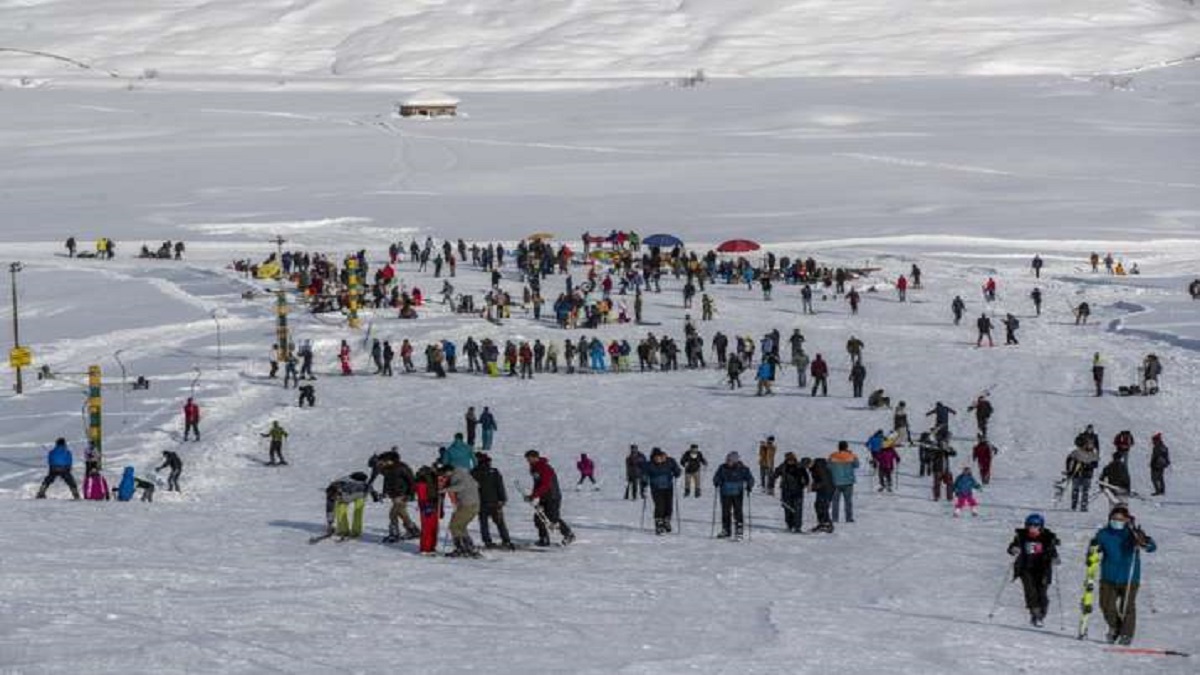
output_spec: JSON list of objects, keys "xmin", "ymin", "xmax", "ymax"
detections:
[{"xmin": 9, "ymin": 347, "xmax": 32, "ymax": 368}]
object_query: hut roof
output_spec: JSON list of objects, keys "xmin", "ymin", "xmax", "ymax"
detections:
[{"xmin": 402, "ymin": 90, "xmax": 459, "ymax": 106}]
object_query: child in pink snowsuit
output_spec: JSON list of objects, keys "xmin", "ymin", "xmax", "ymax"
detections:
[
  {"xmin": 82, "ymin": 464, "xmax": 110, "ymax": 501},
  {"xmin": 576, "ymin": 453, "xmax": 597, "ymax": 487},
  {"xmin": 952, "ymin": 466, "xmax": 981, "ymax": 517}
]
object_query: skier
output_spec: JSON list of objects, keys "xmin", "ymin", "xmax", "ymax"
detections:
[
  {"xmin": 324, "ymin": 472, "xmax": 369, "ymax": 539},
  {"xmin": 414, "ymin": 465, "xmax": 441, "ymax": 555},
  {"xmin": 36, "ymin": 438, "xmax": 82, "ymax": 500},
  {"xmin": 368, "ymin": 448, "xmax": 420, "ymax": 542},
  {"xmin": 82, "ymin": 463, "xmax": 110, "ymax": 501},
  {"xmin": 828, "ymin": 441, "xmax": 859, "ymax": 523},
  {"xmin": 849, "ymin": 360, "xmax": 866, "ymax": 398},
  {"xmin": 1149, "ymin": 433, "xmax": 1169, "ymax": 496},
  {"xmin": 951, "ymin": 295, "xmax": 966, "ymax": 325},
  {"xmin": 1030, "ymin": 287, "xmax": 1042, "ymax": 316},
  {"xmin": 156, "ymin": 450, "xmax": 183, "ymax": 492},
  {"xmin": 642, "ymin": 448, "xmax": 682, "ymax": 535},
  {"xmin": 755, "ymin": 360, "xmax": 774, "ymax": 396},
  {"xmin": 712, "ymin": 452, "xmax": 754, "ymax": 539},
  {"xmin": 524, "ymin": 450, "xmax": 575, "ymax": 546},
  {"xmin": 576, "ymin": 453, "xmax": 597, "ymax": 488},
  {"xmin": 773, "ymin": 453, "xmax": 810, "ymax": 533},
  {"xmin": 1065, "ymin": 440, "xmax": 1100, "ymax": 512},
  {"xmin": 439, "ymin": 464, "xmax": 481, "ymax": 557},
  {"xmin": 1006, "ymin": 513, "xmax": 1060, "ymax": 627},
  {"xmin": 261, "ymin": 421, "xmax": 288, "ymax": 465},
  {"xmin": 976, "ymin": 313, "xmax": 994, "ymax": 347},
  {"xmin": 625, "ymin": 444, "xmax": 648, "ymax": 500},
  {"xmin": 1091, "ymin": 352, "xmax": 1105, "ymax": 397},
  {"xmin": 952, "ymin": 466, "xmax": 981, "ymax": 517},
  {"xmin": 896, "ymin": 274, "xmax": 908, "ymax": 302},
  {"xmin": 967, "ymin": 395, "xmax": 993, "ymax": 438},
  {"xmin": 680, "ymin": 444, "xmax": 707, "ymax": 498},
  {"xmin": 1031, "ymin": 254, "xmax": 1044, "ymax": 278},
  {"xmin": 479, "ymin": 407, "xmax": 497, "ymax": 451},
  {"xmin": 972, "ymin": 435, "xmax": 995, "ymax": 484},
  {"xmin": 1089, "ymin": 505, "xmax": 1156, "ymax": 644},
  {"xmin": 182, "ymin": 397, "xmax": 201, "ymax": 441},
  {"xmin": 808, "ymin": 457, "xmax": 835, "ymax": 533},
  {"xmin": 810, "ymin": 354, "xmax": 829, "ymax": 396},
  {"xmin": 726, "ymin": 353, "xmax": 744, "ymax": 389},
  {"xmin": 1075, "ymin": 302, "xmax": 1091, "ymax": 325},
  {"xmin": 1002, "ymin": 313, "xmax": 1020, "ymax": 345},
  {"xmin": 471, "ymin": 453, "xmax": 514, "ymax": 550},
  {"xmin": 983, "ymin": 277, "xmax": 997, "ymax": 302}
]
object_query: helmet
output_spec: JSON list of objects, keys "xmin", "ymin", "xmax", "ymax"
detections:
[{"xmin": 1024, "ymin": 513, "xmax": 1045, "ymax": 528}]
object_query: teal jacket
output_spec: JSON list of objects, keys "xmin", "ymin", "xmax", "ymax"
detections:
[
  {"xmin": 1092, "ymin": 525, "xmax": 1156, "ymax": 585},
  {"xmin": 442, "ymin": 439, "xmax": 476, "ymax": 470}
]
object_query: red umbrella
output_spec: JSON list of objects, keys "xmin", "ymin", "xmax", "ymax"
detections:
[{"xmin": 716, "ymin": 239, "xmax": 761, "ymax": 253}]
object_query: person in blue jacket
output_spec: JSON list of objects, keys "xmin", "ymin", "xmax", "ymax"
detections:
[
  {"xmin": 36, "ymin": 438, "xmax": 80, "ymax": 500},
  {"xmin": 641, "ymin": 448, "xmax": 682, "ymax": 535},
  {"xmin": 712, "ymin": 452, "xmax": 754, "ymax": 539},
  {"xmin": 1091, "ymin": 504, "xmax": 1156, "ymax": 645},
  {"xmin": 755, "ymin": 361, "xmax": 774, "ymax": 396},
  {"xmin": 479, "ymin": 407, "xmax": 498, "ymax": 451},
  {"xmin": 442, "ymin": 433, "xmax": 476, "ymax": 470}
]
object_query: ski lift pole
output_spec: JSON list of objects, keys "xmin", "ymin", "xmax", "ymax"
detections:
[
  {"xmin": 86, "ymin": 365, "xmax": 103, "ymax": 468},
  {"xmin": 113, "ymin": 349, "xmax": 128, "ymax": 423}
]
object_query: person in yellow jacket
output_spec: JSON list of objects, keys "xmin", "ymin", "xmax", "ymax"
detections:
[
  {"xmin": 325, "ymin": 472, "xmax": 369, "ymax": 539},
  {"xmin": 758, "ymin": 436, "xmax": 778, "ymax": 495}
]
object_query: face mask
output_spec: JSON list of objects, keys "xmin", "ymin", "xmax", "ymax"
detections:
[{"xmin": 1109, "ymin": 520, "xmax": 1127, "ymax": 530}]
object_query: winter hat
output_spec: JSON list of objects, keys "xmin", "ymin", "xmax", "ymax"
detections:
[
  {"xmin": 1024, "ymin": 513, "xmax": 1045, "ymax": 528},
  {"xmin": 651, "ymin": 448, "xmax": 665, "ymax": 458},
  {"xmin": 1109, "ymin": 504, "xmax": 1131, "ymax": 520},
  {"xmin": 784, "ymin": 452, "xmax": 797, "ymax": 462},
  {"xmin": 1152, "ymin": 432, "xmax": 1163, "ymax": 442},
  {"xmin": 726, "ymin": 452, "xmax": 740, "ymax": 463}
]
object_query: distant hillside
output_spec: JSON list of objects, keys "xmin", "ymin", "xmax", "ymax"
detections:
[{"xmin": 1, "ymin": 0, "xmax": 1198, "ymax": 84}]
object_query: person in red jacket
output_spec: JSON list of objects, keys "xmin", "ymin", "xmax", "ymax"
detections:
[
  {"xmin": 182, "ymin": 397, "xmax": 201, "ymax": 441},
  {"xmin": 525, "ymin": 450, "xmax": 576, "ymax": 546},
  {"xmin": 338, "ymin": 340, "xmax": 352, "ymax": 376},
  {"xmin": 896, "ymin": 274, "xmax": 908, "ymax": 302},
  {"xmin": 518, "ymin": 342, "xmax": 534, "ymax": 379},
  {"xmin": 413, "ymin": 465, "xmax": 440, "ymax": 555},
  {"xmin": 810, "ymin": 354, "xmax": 829, "ymax": 396},
  {"xmin": 973, "ymin": 435, "xmax": 996, "ymax": 484}
]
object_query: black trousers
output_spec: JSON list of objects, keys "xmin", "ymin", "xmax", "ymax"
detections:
[
  {"xmin": 720, "ymin": 494, "xmax": 744, "ymax": 533},
  {"xmin": 478, "ymin": 504, "xmax": 511, "ymax": 545},
  {"xmin": 781, "ymin": 493, "xmax": 803, "ymax": 530},
  {"xmin": 535, "ymin": 498, "xmax": 573, "ymax": 541},
  {"xmin": 651, "ymin": 488, "xmax": 673, "ymax": 520},
  {"xmin": 184, "ymin": 422, "xmax": 200, "ymax": 440},
  {"xmin": 1019, "ymin": 571, "xmax": 1050, "ymax": 614},
  {"xmin": 166, "ymin": 468, "xmax": 181, "ymax": 491},
  {"xmin": 814, "ymin": 491, "xmax": 833, "ymax": 525}
]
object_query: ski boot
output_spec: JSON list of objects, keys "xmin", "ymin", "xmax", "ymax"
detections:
[
  {"xmin": 654, "ymin": 519, "xmax": 666, "ymax": 536},
  {"xmin": 734, "ymin": 525, "xmax": 744, "ymax": 541},
  {"xmin": 716, "ymin": 530, "xmax": 730, "ymax": 539},
  {"xmin": 561, "ymin": 531, "xmax": 576, "ymax": 546}
]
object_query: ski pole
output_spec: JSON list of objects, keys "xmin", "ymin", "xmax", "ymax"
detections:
[
  {"xmin": 674, "ymin": 484, "xmax": 682, "ymax": 534},
  {"xmin": 746, "ymin": 491, "xmax": 752, "ymax": 542},
  {"xmin": 1117, "ymin": 548, "xmax": 1140, "ymax": 623},
  {"xmin": 640, "ymin": 491, "xmax": 647, "ymax": 532},
  {"xmin": 710, "ymin": 489, "xmax": 718, "ymax": 537},
  {"xmin": 1054, "ymin": 577, "xmax": 1066, "ymax": 631},
  {"xmin": 987, "ymin": 569, "xmax": 1013, "ymax": 619}
]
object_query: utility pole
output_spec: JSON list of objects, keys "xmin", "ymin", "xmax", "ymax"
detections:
[
  {"xmin": 211, "ymin": 309, "xmax": 224, "ymax": 370},
  {"xmin": 9, "ymin": 262, "xmax": 24, "ymax": 395}
]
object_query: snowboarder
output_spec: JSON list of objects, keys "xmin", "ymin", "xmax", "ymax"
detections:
[
  {"xmin": 1149, "ymin": 433, "xmax": 1169, "ymax": 496},
  {"xmin": 713, "ymin": 452, "xmax": 754, "ymax": 539},
  {"xmin": 1007, "ymin": 513, "xmax": 1060, "ymax": 627},
  {"xmin": 680, "ymin": 444, "xmax": 706, "ymax": 498},
  {"xmin": 439, "ymin": 464, "xmax": 481, "ymax": 557},
  {"xmin": 35, "ymin": 438, "xmax": 80, "ymax": 500},
  {"xmin": 182, "ymin": 397, "xmax": 201, "ymax": 441},
  {"xmin": 368, "ymin": 448, "xmax": 420, "ymax": 542},
  {"xmin": 642, "ymin": 448, "xmax": 682, "ymax": 535},
  {"xmin": 773, "ymin": 453, "xmax": 809, "ymax": 533},
  {"xmin": 1090, "ymin": 505, "xmax": 1156, "ymax": 645},
  {"xmin": 952, "ymin": 466, "xmax": 981, "ymax": 517},
  {"xmin": 828, "ymin": 441, "xmax": 859, "ymax": 523},
  {"xmin": 471, "ymin": 453, "xmax": 513, "ymax": 550},
  {"xmin": 261, "ymin": 421, "xmax": 288, "ymax": 465},
  {"xmin": 524, "ymin": 450, "xmax": 575, "ymax": 546},
  {"xmin": 576, "ymin": 453, "xmax": 597, "ymax": 488},
  {"xmin": 156, "ymin": 450, "xmax": 183, "ymax": 492}
]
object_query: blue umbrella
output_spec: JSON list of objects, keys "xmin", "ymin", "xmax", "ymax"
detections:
[{"xmin": 644, "ymin": 233, "xmax": 683, "ymax": 248}]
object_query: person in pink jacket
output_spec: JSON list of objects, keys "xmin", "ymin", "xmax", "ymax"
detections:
[
  {"xmin": 875, "ymin": 439, "xmax": 900, "ymax": 493},
  {"xmin": 82, "ymin": 464, "xmax": 110, "ymax": 501},
  {"xmin": 576, "ymin": 453, "xmax": 597, "ymax": 488}
]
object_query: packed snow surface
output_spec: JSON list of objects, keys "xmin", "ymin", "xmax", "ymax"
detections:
[{"xmin": 0, "ymin": 0, "xmax": 1199, "ymax": 84}]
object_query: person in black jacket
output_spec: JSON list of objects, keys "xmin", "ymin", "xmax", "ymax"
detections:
[
  {"xmin": 156, "ymin": 450, "xmax": 183, "ymax": 492},
  {"xmin": 1007, "ymin": 513, "xmax": 1060, "ymax": 627},
  {"xmin": 471, "ymin": 454, "xmax": 514, "ymax": 549},
  {"xmin": 680, "ymin": 444, "xmax": 707, "ymax": 498},
  {"xmin": 1099, "ymin": 453, "xmax": 1131, "ymax": 504},
  {"xmin": 642, "ymin": 448, "xmax": 682, "ymax": 535},
  {"xmin": 808, "ymin": 457, "xmax": 834, "ymax": 533},
  {"xmin": 772, "ymin": 453, "xmax": 810, "ymax": 533},
  {"xmin": 1149, "ymin": 433, "xmax": 1170, "ymax": 495},
  {"xmin": 368, "ymin": 448, "xmax": 420, "ymax": 542},
  {"xmin": 624, "ymin": 445, "xmax": 647, "ymax": 500}
]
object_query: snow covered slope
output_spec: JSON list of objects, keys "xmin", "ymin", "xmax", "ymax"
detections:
[{"xmin": 1, "ymin": 0, "xmax": 1199, "ymax": 85}]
